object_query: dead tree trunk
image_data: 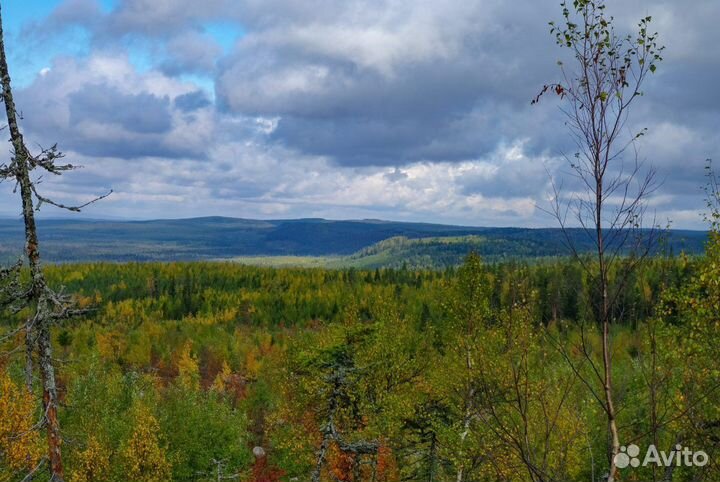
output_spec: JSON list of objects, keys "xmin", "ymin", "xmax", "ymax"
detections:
[
  {"xmin": 0, "ymin": 8, "xmax": 64, "ymax": 479},
  {"xmin": 311, "ymin": 368, "xmax": 379, "ymax": 482},
  {"xmin": 0, "ymin": 4, "xmax": 109, "ymax": 480}
]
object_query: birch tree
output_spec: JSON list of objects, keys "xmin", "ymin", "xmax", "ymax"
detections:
[{"xmin": 534, "ymin": 1, "xmax": 664, "ymax": 480}]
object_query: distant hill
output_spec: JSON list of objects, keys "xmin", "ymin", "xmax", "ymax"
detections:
[
  {"xmin": 0, "ymin": 216, "xmax": 708, "ymax": 264},
  {"xmin": 341, "ymin": 235, "xmax": 540, "ymax": 268},
  {"xmin": 235, "ymin": 232, "xmax": 710, "ymax": 270}
]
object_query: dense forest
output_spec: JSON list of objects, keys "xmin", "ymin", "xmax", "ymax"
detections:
[{"xmin": 1, "ymin": 238, "xmax": 718, "ymax": 480}]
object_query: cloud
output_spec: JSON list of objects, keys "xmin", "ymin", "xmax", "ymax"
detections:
[
  {"xmin": 27, "ymin": 0, "xmax": 230, "ymax": 78},
  {"xmin": 46, "ymin": 0, "xmax": 103, "ymax": 26},
  {"xmin": 102, "ymin": 0, "xmax": 231, "ymax": 37},
  {"xmin": 160, "ymin": 31, "xmax": 222, "ymax": 75},
  {"xmin": 14, "ymin": 54, "xmax": 217, "ymax": 160},
  {"xmin": 174, "ymin": 90, "xmax": 212, "ymax": 112},
  {"xmin": 0, "ymin": 0, "xmax": 715, "ymax": 229},
  {"xmin": 69, "ymin": 84, "xmax": 172, "ymax": 133},
  {"xmin": 214, "ymin": 0, "xmax": 563, "ymax": 166}
]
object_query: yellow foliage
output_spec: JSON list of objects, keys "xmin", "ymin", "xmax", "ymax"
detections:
[
  {"xmin": 211, "ymin": 361, "xmax": 232, "ymax": 393},
  {"xmin": 245, "ymin": 347, "xmax": 261, "ymax": 378},
  {"xmin": 258, "ymin": 332, "xmax": 273, "ymax": 354},
  {"xmin": 0, "ymin": 369, "xmax": 43, "ymax": 474},
  {"xmin": 75, "ymin": 294, "xmax": 95, "ymax": 310},
  {"xmin": 96, "ymin": 331, "xmax": 127, "ymax": 362},
  {"xmin": 121, "ymin": 406, "xmax": 172, "ymax": 482},
  {"xmin": 216, "ymin": 307, "xmax": 238, "ymax": 324},
  {"xmin": 64, "ymin": 270, "xmax": 86, "ymax": 283},
  {"xmin": 72, "ymin": 436, "xmax": 110, "ymax": 482},
  {"xmin": 177, "ymin": 341, "xmax": 200, "ymax": 390},
  {"xmin": 110, "ymin": 281, "xmax": 127, "ymax": 293},
  {"xmin": 125, "ymin": 322, "xmax": 164, "ymax": 367},
  {"xmin": 103, "ymin": 299, "xmax": 151, "ymax": 325}
]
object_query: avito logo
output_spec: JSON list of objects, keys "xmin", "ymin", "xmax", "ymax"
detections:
[{"xmin": 614, "ymin": 444, "xmax": 708, "ymax": 469}]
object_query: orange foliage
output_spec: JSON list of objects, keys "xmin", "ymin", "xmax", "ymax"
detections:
[
  {"xmin": 375, "ymin": 445, "xmax": 400, "ymax": 482},
  {"xmin": 327, "ymin": 442, "xmax": 355, "ymax": 482}
]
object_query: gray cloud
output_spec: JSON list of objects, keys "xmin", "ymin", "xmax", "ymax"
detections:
[
  {"xmin": 46, "ymin": 0, "xmax": 103, "ymax": 26},
  {"xmin": 214, "ymin": 0, "xmax": 562, "ymax": 166},
  {"xmin": 174, "ymin": 90, "xmax": 212, "ymax": 112},
  {"xmin": 102, "ymin": 0, "xmax": 231, "ymax": 37},
  {"xmin": 208, "ymin": 0, "xmax": 719, "ymax": 197},
  {"xmin": 69, "ymin": 84, "xmax": 172, "ymax": 133},
  {"xmin": 160, "ymin": 31, "xmax": 222, "ymax": 75}
]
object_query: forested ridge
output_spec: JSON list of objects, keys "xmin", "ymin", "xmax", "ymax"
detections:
[
  {"xmin": 0, "ymin": 217, "xmax": 706, "ymax": 264},
  {"xmin": 1, "ymin": 242, "xmax": 718, "ymax": 480}
]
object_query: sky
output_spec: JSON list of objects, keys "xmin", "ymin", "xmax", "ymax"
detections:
[{"xmin": 0, "ymin": 0, "xmax": 716, "ymax": 228}]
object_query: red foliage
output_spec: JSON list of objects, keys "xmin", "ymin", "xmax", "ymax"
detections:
[
  {"xmin": 199, "ymin": 347, "xmax": 224, "ymax": 389},
  {"xmin": 250, "ymin": 454, "xmax": 285, "ymax": 482}
]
